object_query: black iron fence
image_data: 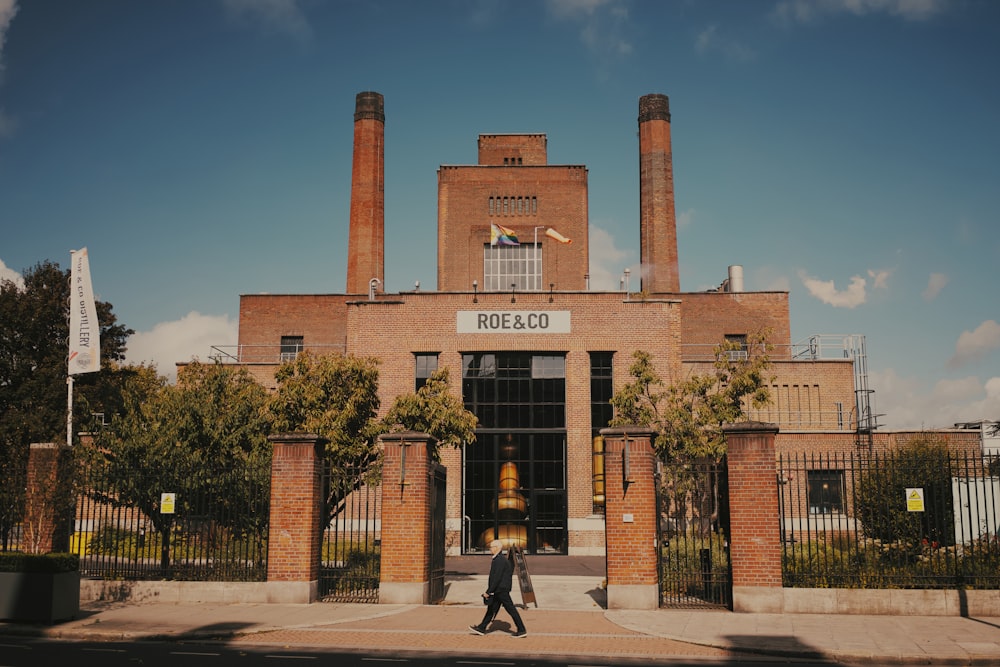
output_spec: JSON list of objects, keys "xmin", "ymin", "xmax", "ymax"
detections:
[
  {"xmin": 68, "ymin": 450, "xmax": 271, "ymax": 581},
  {"xmin": 319, "ymin": 462, "xmax": 382, "ymax": 602},
  {"xmin": 779, "ymin": 450, "xmax": 1000, "ymax": 589},
  {"xmin": 656, "ymin": 457, "xmax": 731, "ymax": 608}
]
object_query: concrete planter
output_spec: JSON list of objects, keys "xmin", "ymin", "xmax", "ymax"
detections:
[{"xmin": 0, "ymin": 570, "xmax": 80, "ymax": 623}]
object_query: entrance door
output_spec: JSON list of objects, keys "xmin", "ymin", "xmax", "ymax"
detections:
[{"xmin": 464, "ymin": 433, "xmax": 567, "ymax": 554}]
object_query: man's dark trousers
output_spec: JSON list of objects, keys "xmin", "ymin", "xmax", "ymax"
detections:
[{"xmin": 477, "ymin": 550, "xmax": 525, "ymax": 632}]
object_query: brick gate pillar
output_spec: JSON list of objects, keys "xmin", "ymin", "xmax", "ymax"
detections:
[
  {"xmin": 378, "ymin": 431, "xmax": 437, "ymax": 604},
  {"xmin": 600, "ymin": 427, "xmax": 658, "ymax": 609},
  {"xmin": 24, "ymin": 443, "xmax": 74, "ymax": 554},
  {"xmin": 266, "ymin": 433, "xmax": 327, "ymax": 603},
  {"xmin": 723, "ymin": 421, "xmax": 783, "ymax": 612}
]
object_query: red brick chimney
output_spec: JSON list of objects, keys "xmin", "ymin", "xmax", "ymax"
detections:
[
  {"xmin": 346, "ymin": 91, "xmax": 385, "ymax": 295},
  {"xmin": 638, "ymin": 94, "xmax": 680, "ymax": 293}
]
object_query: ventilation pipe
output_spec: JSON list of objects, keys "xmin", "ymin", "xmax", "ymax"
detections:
[{"xmin": 727, "ymin": 265, "xmax": 744, "ymax": 293}]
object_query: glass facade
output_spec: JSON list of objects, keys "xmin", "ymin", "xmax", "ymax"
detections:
[
  {"xmin": 461, "ymin": 352, "xmax": 566, "ymax": 553},
  {"xmin": 483, "ymin": 244, "xmax": 543, "ymax": 291}
]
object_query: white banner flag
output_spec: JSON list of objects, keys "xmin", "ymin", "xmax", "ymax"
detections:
[{"xmin": 69, "ymin": 248, "xmax": 101, "ymax": 375}]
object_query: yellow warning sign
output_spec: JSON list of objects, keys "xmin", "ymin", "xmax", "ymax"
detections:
[
  {"xmin": 905, "ymin": 487, "xmax": 924, "ymax": 512},
  {"xmin": 160, "ymin": 492, "xmax": 176, "ymax": 514}
]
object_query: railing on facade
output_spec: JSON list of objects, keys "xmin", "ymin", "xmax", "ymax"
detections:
[
  {"xmin": 319, "ymin": 462, "xmax": 382, "ymax": 603},
  {"xmin": 209, "ymin": 344, "xmax": 347, "ymax": 365},
  {"xmin": 681, "ymin": 334, "xmax": 862, "ymax": 363},
  {"xmin": 67, "ymin": 451, "xmax": 271, "ymax": 582},
  {"xmin": 778, "ymin": 450, "xmax": 1000, "ymax": 589}
]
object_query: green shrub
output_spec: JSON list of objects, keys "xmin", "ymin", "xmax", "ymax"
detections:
[
  {"xmin": 854, "ymin": 435, "xmax": 955, "ymax": 547},
  {"xmin": 0, "ymin": 551, "xmax": 80, "ymax": 573}
]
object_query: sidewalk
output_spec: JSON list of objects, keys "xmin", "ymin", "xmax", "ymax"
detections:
[{"xmin": 3, "ymin": 574, "xmax": 1000, "ymax": 665}]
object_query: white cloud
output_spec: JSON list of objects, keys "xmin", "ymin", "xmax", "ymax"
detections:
[
  {"xmin": 221, "ymin": 0, "xmax": 312, "ymax": 41},
  {"xmin": 546, "ymin": 0, "xmax": 616, "ymax": 19},
  {"xmin": 676, "ymin": 208, "xmax": 694, "ymax": 230},
  {"xmin": 753, "ymin": 266, "xmax": 791, "ymax": 292},
  {"xmin": 869, "ymin": 367, "xmax": 1000, "ymax": 429},
  {"xmin": 0, "ymin": 257, "xmax": 23, "ymax": 289},
  {"xmin": 867, "ymin": 268, "xmax": 890, "ymax": 290},
  {"xmin": 798, "ymin": 271, "xmax": 867, "ymax": 308},
  {"xmin": 949, "ymin": 320, "xmax": 1000, "ymax": 369},
  {"xmin": 772, "ymin": 0, "xmax": 947, "ymax": 24},
  {"xmin": 695, "ymin": 24, "xmax": 756, "ymax": 62},
  {"xmin": 546, "ymin": 0, "xmax": 633, "ymax": 65},
  {"xmin": 922, "ymin": 272, "xmax": 948, "ymax": 301},
  {"xmin": 587, "ymin": 223, "xmax": 633, "ymax": 290},
  {"xmin": 0, "ymin": 107, "xmax": 16, "ymax": 138},
  {"xmin": 0, "ymin": 0, "xmax": 18, "ymax": 127},
  {"xmin": 125, "ymin": 312, "xmax": 238, "ymax": 383},
  {"xmin": 0, "ymin": 1, "xmax": 17, "ymax": 70}
]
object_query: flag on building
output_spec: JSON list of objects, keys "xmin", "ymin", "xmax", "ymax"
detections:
[
  {"xmin": 545, "ymin": 228, "xmax": 572, "ymax": 244},
  {"xmin": 491, "ymin": 223, "xmax": 519, "ymax": 246},
  {"xmin": 68, "ymin": 248, "xmax": 101, "ymax": 375}
]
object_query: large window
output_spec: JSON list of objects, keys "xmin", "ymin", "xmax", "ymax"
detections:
[
  {"xmin": 807, "ymin": 469, "xmax": 845, "ymax": 515},
  {"xmin": 462, "ymin": 353, "xmax": 565, "ymax": 429},
  {"xmin": 590, "ymin": 352, "xmax": 613, "ymax": 514},
  {"xmin": 483, "ymin": 244, "xmax": 542, "ymax": 291},
  {"xmin": 462, "ymin": 353, "xmax": 566, "ymax": 554}
]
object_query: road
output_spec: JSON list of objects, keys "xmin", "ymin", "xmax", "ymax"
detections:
[{"xmin": 0, "ymin": 637, "xmax": 843, "ymax": 667}]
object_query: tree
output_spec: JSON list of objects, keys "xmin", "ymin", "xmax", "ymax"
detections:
[
  {"xmin": 379, "ymin": 367, "xmax": 478, "ymax": 460},
  {"xmin": 85, "ymin": 361, "xmax": 271, "ymax": 573},
  {"xmin": 610, "ymin": 329, "xmax": 774, "ymax": 461},
  {"xmin": 609, "ymin": 331, "xmax": 773, "ymax": 539},
  {"xmin": 0, "ymin": 260, "xmax": 132, "ymax": 549},
  {"xmin": 266, "ymin": 351, "xmax": 383, "ymax": 525},
  {"xmin": 854, "ymin": 433, "xmax": 955, "ymax": 547}
]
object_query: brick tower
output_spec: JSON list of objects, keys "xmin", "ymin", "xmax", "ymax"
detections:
[
  {"xmin": 638, "ymin": 93, "xmax": 680, "ymax": 293},
  {"xmin": 346, "ymin": 91, "xmax": 385, "ymax": 295}
]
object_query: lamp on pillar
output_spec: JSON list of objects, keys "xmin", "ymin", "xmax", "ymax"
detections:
[
  {"xmin": 399, "ymin": 442, "xmax": 410, "ymax": 490},
  {"xmin": 472, "ymin": 280, "xmax": 478, "ymax": 303},
  {"xmin": 622, "ymin": 434, "xmax": 634, "ymax": 493},
  {"xmin": 510, "ymin": 283, "xmax": 516, "ymax": 303}
]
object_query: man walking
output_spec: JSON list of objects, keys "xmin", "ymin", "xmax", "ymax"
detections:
[{"xmin": 469, "ymin": 539, "xmax": 527, "ymax": 637}]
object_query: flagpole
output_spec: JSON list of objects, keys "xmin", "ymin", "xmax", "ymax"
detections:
[
  {"xmin": 67, "ymin": 375, "xmax": 73, "ymax": 446},
  {"xmin": 533, "ymin": 226, "xmax": 545, "ymax": 291}
]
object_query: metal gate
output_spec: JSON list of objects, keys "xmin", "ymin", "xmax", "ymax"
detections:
[
  {"xmin": 428, "ymin": 464, "xmax": 447, "ymax": 603},
  {"xmin": 656, "ymin": 457, "xmax": 731, "ymax": 609},
  {"xmin": 319, "ymin": 463, "xmax": 382, "ymax": 602}
]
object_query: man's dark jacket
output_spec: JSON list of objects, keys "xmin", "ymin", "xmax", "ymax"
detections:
[{"xmin": 485, "ymin": 550, "xmax": 514, "ymax": 595}]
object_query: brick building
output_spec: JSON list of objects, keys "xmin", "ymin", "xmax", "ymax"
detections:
[{"xmin": 229, "ymin": 91, "xmax": 875, "ymax": 556}]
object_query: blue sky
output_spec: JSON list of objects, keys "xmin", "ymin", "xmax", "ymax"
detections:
[{"xmin": 1, "ymin": 0, "xmax": 998, "ymax": 430}]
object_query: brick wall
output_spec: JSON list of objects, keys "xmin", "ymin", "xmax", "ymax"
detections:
[
  {"xmin": 478, "ymin": 134, "xmax": 547, "ymax": 166},
  {"xmin": 378, "ymin": 432, "xmax": 438, "ymax": 604},
  {"xmin": 24, "ymin": 443, "xmax": 73, "ymax": 554},
  {"xmin": 723, "ymin": 422, "xmax": 783, "ymax": 612},
  {"xmin": 678, "ymin": 291, "xmax": 792, "ymax": 353},
  {"xmin": 601, "ymin": 427, "xmax": 659, "ymax": 608},
  {"xmin": 776, "ymin": 429, "xmax": 983, "ymax": 458},
  {"xmin": 238, "ymin": 293, "xmax": 351, "ymax": 359},
  {"xmin": 266, "ymin": 434, "xmax": 325, "ymax": 587},
  {"xmin": 437, "ymin": 162, "xmax": 589, "ymax": 292}
]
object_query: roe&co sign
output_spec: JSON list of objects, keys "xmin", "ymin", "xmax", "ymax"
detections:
[{"xmin": 457, "ymin": 311, "xmax": 571, "ymax": 334}]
